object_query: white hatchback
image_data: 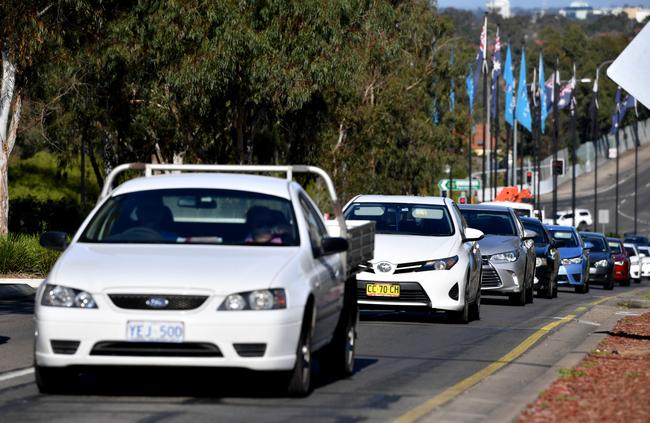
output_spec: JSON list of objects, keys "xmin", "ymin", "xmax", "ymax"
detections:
[{"xmin": 343, "ymin": 195, "xmax": 484, "ymax": 323}]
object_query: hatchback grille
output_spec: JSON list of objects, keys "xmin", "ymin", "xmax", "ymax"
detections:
[
  {"xmin": 90, "ymin": 342, "xmax": 222, "ymax": 357},
  {"xmin": 109, "ymin": 294, "xmax": 208, "ymax": 310},
  {"xmin": 357, "ymin": 281, "xmax": 430, "ymax": 303},
  {"xmin": 558, "ymin": 275, "xmax": 569, "ymax": 282},
  {"xmin": 481, "ymin": 256, "xmax": 490, "ymax": 266},
  {"xmin": 358, "ymin": 260, "xmax": 434, "ymax": 274},
  {"xmin": 51, "ymin": 340, "xmax": 80, "ymax": 355},
  {"xmin": 481, "ymin": 266, "xmax": 502, "ymax": 288}
]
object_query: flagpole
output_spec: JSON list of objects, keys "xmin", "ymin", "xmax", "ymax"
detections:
[
  {"xmin": 513, "ymin": 118, "xmax": 517, "ymax": 187},
  {"xmin": 552, "ymin": 61, "xmax": 559, "ymax": 225},
  {"xmin": 615, "ymin": 90, "xmax": 620, "ymax": 236},
  {"xmin": 494, "ymin": 73, "xmax": 500, "ymax": 199},
  {"xmin": 570, "ymin": 65, "xmax": 577, "ymax": 228},
  {"xmin": 483, "ymin": 68, "xmax": 489, "ymax": 202}
]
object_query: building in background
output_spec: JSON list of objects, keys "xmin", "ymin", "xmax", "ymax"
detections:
[
  {"xmin": 559, "ymin": 1, "xmax": 593, "ymax": 20},
  {"xmin": 624, "ymin": 7, "xmax": 650, "ymax": 23},
  {"xmin": 487, "ymin": 0, "xmax": 511, "ymax": 18}
]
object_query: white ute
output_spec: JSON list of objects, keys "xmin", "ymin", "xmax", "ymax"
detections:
[{"xmin": 35, "ymin": 163, "xmax": 374, "ymax": 396}]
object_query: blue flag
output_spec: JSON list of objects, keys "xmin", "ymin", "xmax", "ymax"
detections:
[
  {"xmin": 539, "ymin": 53, "xmax": 547, "ymax": 134},
  {"xmin": 515, "ymin": 48, "xmax": 532, "ymax": 132},
  {"xmin": 466, "ymin": 63, "xmax": 475, "ymax": 114},
  {"xmin": 504, "ymin": 44, "xmax": 515, "ymax": 125},
  {"xmin": 609, "ymin": 87, "xmax": 622, "ymax": 135},
  {"xmin": 450, "ymin": 49, "xmax": 456, "ymax": 112},
  {"xmin": 491, "ymin": 27, "xmax": 501, "ymax": 120}
]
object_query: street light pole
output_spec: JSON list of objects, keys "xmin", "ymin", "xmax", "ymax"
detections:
[
  {"xmin": 570, "ymin": 70, "xmax": 577, "ymax": 228},
  {"xmin": 552, "ymin": 62, "xmax": 559, "ymax": 225},
  {"xmin": 615, "ymin": 88, "xmax": 621, "ymax": 236}
]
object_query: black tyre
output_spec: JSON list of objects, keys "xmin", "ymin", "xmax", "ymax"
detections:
[
  {"xmin": 35, "ymin": 365, "xmax": 69, "ymax": 394},
  {"xmin": 634, "ymin": 278, "xmax": 641, "ymax": 284},
  {"xmin": 604, "ymin": 277, "xmax": 614, "ymax": 290},
  {"xmin": 286, "ymin": 307, "xmax": 314, "ymax": 397},
  {"xmin": 469, "ymin": 288, "xmax": 481, "ymax": 321},
  {"xmin": 620, "ymin": 277, "xmax": 631, "ymax": 287},
  {"xmin": 552, "ymin": 278, "xmax": 559, "ymax": 298},
  {"xmin": 509, "ymin": 287, "xmax": 526, "ymax": 306},
  {"xmin": 526, "ymin": 282, "xmax": 534, "ymax": 304},
  {"xmin": 449, "ymin": 295, "xmax": 470, "ymax": 324},
  {"xmin": 321, "ymin": 282, "xmax": 357, "ymax": 378},
  {"xmin": 575, "ymin": 282, "xmax": 587, "ymax": 294}
]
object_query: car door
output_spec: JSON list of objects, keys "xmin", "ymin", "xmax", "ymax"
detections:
[
  {"xmin": 297, "ymin": 193, "xmax": 345, "ymax": 348},
  {"xmin": 514, "ymin": 212, "xmax": 535, "ymax": 287},
  {"xmin": 452, "ymin": 203, "xmax": 480, "ymax": 300}
]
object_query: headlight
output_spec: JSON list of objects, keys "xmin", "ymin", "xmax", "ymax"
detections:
[
  {"xmin": 219, "ymin": 289, "xmax": 286, "ymax": 311},
  {"xmin": 536, "ymin": 257, "xmax": 547, "ymax": 267},
  {"xmin": 419, "ymin": 256, "xmax": 459, "ymax": 271},
  {"xmin": 490, "ymin": 250, "xmax": 519, "ymax": 263},
  {"xmin": 561, "ymin": 257, "xmax": 583, "ymax": 265},
  {"xmin": 41, "ymin": 284, "xmax": 97, "ymax": 308},
  {"xmin": 595, "ymin": 259, "xmax": 609, "ymax": 268}
]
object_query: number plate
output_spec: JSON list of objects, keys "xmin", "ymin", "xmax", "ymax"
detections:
[
  {"xmin": 126, "ymin": 321, "xmax": 184, "ymax": 343},
  {"xmin": 366, "ymin": 283, "xmax": 400, "ymax": 297}
]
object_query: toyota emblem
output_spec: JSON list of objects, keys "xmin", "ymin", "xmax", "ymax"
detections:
[{"xmin": 376, "ymin": 262, "xmax": 393, "ymax": 273}]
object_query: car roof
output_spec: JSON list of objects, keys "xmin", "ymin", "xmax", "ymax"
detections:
[
  {"xmin": 347, "ymin": 195, "xmax": 450, "ymax": 206},
  {"xmin": 545, "ymin": 224, "xmax": 576, "ymax": 231},
  {"xmin": 607, "ymin": 237, "xmax": 623, "ymax": 243},
  {"xmin": 481, "ymin": 201, "xmax": 532, "ymax": 209},
  {"xmin": 110, "ymin": 172, "xmax": 293, "ymax": 199},
  {"xmin": 624, "ymin": 243, "xmax": 639, "ymax": 249},
  {"xmin": 520, "ymin": 216, "xmax": 542, "ymax": 224},
  {"xmin": 458, "ymin": 204, "xmax": 512, "ymax": 212},
  {"xmin": 579, "ymin": 231, "xmax": 606, "ymax": 238}
]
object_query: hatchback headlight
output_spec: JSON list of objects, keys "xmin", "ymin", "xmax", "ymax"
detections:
[
  {"xmin": 419, "ymin": 256, "xmax": 459, "ymax": 271},
  {"xmin": 219, "ymin": 289, "xmax": 287, "ymax": 311},
  {"xmin": 595, "ymin": 259, "xmax": 609, "ymax": 268},
  {"xmin": 41, "ymin": 284, "xmax": 97, "ymax": 308},
  {"xmin": 561, "ymin": 257, "xmax": 582, "ymax": 265},
  {"xmin": 490, "ymin": 250, "xmax": 519, "ymax": 263},
  {"xmin": 536, "ymin": 257, "xmax": 547, "ymax": 267}
]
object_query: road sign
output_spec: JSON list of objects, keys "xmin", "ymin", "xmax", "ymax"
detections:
[
  {"xmin": 438, "ymin": 179, "xmax": 481, "ymax": 192},
  {"xmin": 598, "ymin": 209, "xmax": 610, "ymax": 224},
  {"xmin": 608, "ymin": 148, "xmax": 617, "ymax": 159}
]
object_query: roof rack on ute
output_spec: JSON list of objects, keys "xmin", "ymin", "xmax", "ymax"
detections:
[{"xmin": 99, "ymin": 163, "xmax": 347, "ymax": 236}]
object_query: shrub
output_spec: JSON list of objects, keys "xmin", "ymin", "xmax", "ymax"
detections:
[{"xmin": 0, "ymin": 234, "xmax": 60, "ymax": 276}]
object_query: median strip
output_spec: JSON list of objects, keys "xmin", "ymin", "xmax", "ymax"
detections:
[{"xmin": 0, "ymin": 367, "xmax": 34, "ymax": 383}]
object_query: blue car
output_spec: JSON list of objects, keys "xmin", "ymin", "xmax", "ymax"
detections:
[{"xmin": 546, "ymin": 225, "xmax": 590, "ymax": 293}]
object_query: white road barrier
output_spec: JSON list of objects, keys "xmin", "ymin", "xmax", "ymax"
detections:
[{"xmin": 0, "ymin": 279, "xmax": 43, "ymax": 288}]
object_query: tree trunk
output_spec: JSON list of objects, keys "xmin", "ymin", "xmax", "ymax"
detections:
[
  {"xmin": 88, "ymin": 140, "xmax": 104, "ymax": 189},
  {"xmin": 0, "ymin": 48, "xmax": 18, "ymax": 235}
]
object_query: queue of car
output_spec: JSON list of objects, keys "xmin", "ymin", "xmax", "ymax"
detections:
[{"xmin": 34, "ymin": 164, "xmax": 646, "ymax": 396}]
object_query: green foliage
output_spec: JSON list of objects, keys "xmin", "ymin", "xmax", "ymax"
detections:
[{"xmin": 0, "ymin": 234, "xmax": 59, "ymax": 276}]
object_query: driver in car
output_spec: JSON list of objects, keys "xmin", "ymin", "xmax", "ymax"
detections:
[{"xmin": 244, "ymin": 206, "xmax": 288, "ymax": 244}]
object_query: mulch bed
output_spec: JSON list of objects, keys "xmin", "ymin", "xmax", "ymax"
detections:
[{"xmin": 517, "ymin": 312, "xmax": 650, "ymax": 423}]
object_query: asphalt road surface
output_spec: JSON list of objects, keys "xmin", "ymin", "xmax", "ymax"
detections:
[
  {"xmin": 541, "ymin": 141, "xmax": 650, "ymax": 235},
  {"xmin": 0, "ymin": 282, "xmax": 642, "ymax": 423}
]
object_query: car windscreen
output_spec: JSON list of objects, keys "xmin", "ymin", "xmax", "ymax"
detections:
[
  {"xmin": 581, "ymin": 235, "xmax": 608, "ymax": 252},
  {"xmin": 344, "ymin": 203, "xmax": 454, "ymax": 236},
  {"xmin": 639, "ymin": 247, "xmax": 650, "ymax": 256},
  {"xmin": 548, "ymin": 229, "xmax": 580, "ymax": 248},
  {"xmin": 608, "ymin": 242, "xmax": 622, "ymax": 254},
  {"xmin": 522, "ymin": 221, "xmax": 547, "ymax": 244},
  {"xmin": 624, "ymin": 236, "xmax": 649, "ymax": 245},
  {"xmin": 459, "ymin": 209, "xmax": 517, "ymax": 236},
  {"xmin": 80, "ymin": 188, "xmax": 299, "ymax": 246},
  {"xmin": 625, "ymin": 247, "xmax": 637, "ymax": 257},
  {"xmin": 513, "ymin": 208, "xmax": 531, "ymax": 218}
]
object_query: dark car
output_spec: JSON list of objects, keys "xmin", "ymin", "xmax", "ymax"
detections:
[
  {"xmin": 623, "ymin": 234, "xmax": 649, "ymax": 247},
  {"xmin": 521, "ymin": 217, "xmax": 560, "ymax": 298},
  {"xmin": 580, "ymin": 232, "xmax": 614, "ymax": 290}
]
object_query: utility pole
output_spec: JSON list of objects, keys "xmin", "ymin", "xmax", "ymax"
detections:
[
  {"xmin": 614, "ymin": 87, "xmax": 621, "ymax": 236},
  {"xmin": 552, "ymin": 62, "xmax": 559, "ymax": 225},
  {"xmin": 570, "ymin": 65, "xmax": 577, "ymax": 228}
]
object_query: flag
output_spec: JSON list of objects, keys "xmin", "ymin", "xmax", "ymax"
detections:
[
  {"xmin": 466, "ymin": 63, "xmax": 475, "ymax": 114},
  {"xmin": 474, "ymin": 16, "xmax": 488, "ymax": 87},
  {"xmin": 558, "ymin": 82, "xmax": 574, "ymax": 110},
  {"xmin": 490, "ymin": 27, "xmax": 501, "ymax": 119},
  {"xmin": 610, "ymin": 90, "xmax": 637, "ymax": 134},
  {"xmin": 515, "ymin": 48, "xmax": 532, "ymax": 132},
  {"xmin": 539, "ymin": 53, "xmax": 547, "ymax": 134},
  {"xmin": 609, "ymin": 87, "xmax": 622, "ymax": 135},
  {"xmin": 544, "ymin": 69, "xmax": 560, "ymax": 115},
  {"xmin": 504, "ymin": 44, "xmax": 515, "ymax": 125},
  {"xmin": 450, "ymin": 49, "xmax": 456, "ymax": 112}
]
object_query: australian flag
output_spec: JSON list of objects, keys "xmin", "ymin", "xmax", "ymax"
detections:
[
  {"xmin": 490, "ymin": 26, "xmax": 501, "ymax": 121},
  {"xmin": 610, "ymin": 88, "xmax": 637, "ymax": 134}
]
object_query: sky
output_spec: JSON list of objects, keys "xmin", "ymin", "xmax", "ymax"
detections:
[{"xmin": 437, "ymin": 0, "xmax": 650, "ymax": 9}]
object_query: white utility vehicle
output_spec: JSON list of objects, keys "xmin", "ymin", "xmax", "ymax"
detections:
[
  {"xmin": 343, "ymin": 195, "xmax": 484, "ymax": 323},
  {"xmin": 35, "ymin": 163, "xmax": 374, "ymax": 396}
]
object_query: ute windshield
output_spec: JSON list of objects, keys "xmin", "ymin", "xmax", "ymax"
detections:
[
  {"xmin": 80, "ymin": 188, "xmax": 299, "ymax": 246},
  {"xmin": 459, "ymin": 209, "xmax": 517, "ymax": 236},
  {"xmin": 548, "ymin": 229, "xmax": 580, "ymax": 248}
]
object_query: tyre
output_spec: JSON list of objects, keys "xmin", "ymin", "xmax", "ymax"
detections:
[
  {"xmin": 604, "ymin": 277, "xmax": 614, "ymax": 290},
  {"xmin": 545, "ymin": 277, "xmax": 554, "ymax": 299},
  {"xmin": 509, "ymin": 287, "xmax": 526, "ymax": 306},
  {"xmin": 449, "ymin": 296, "xmax": 470, "ymax": 324},
  {"xmin": 35, "ymin": 365, "xmax": 69, "ymax": 394},
  {"xmin": 634, "ymin": 278, "xmax": 641, "ymax": 284},
  {"xmin": 552, "ymin": 277, "xmax": 559, "ymax": 298},
  {"xmin": 526, "ymin": 282, "xmax": 534, "ymax": 304},
  {"xmin": 620, "ymin": 277, "xmax": 631, "ymax": 287},
  {"xmin": 286, "ymin": 307, "xmax": 314, "ymax": 397},
  {"xmin": 469, "ymin": 288, "xmax": 481, "ymax": 321},
  {"xmin": 320, "ymin": 282, "xmax": 357, "ymax": 378}
]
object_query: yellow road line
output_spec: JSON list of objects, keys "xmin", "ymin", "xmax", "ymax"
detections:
[
  {"xmin": 589, "ymin": 296, "xmax": 614, "ymax": 306},
  {"xmin": 575, "ymin": 306, "xmax": 587, "ymax": 312},
  {"xmin": 393, "ymin": 314, "xmax": 576, "ymax": 423}
]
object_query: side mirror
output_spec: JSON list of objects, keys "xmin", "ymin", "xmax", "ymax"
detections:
[
  {"xmin": 640, "ymin": 253, "xmax": 647, "ymax": 258},
  {"xmin": 464, "ymin": 228, "xmax": 484, "ymax": 241},
  {"xmin": 523, "ymin": 229, "xmax": 537, "ymax": 240},
  {"xmin": 321, "ymin": 237, "xmax": 348, "ymax": 255},
  {"xmin": 40, "ymin": 231, "xmax": 68, "ymax": 251}
]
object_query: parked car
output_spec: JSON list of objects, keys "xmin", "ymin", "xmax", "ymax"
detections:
[
  {"xmin": 343, "ymin": 195, "xmax": 484, "ymax": 323},
  {"xmin": 480, "ymin": 201, "xmax": 534, "ymax": 218},
  {"xmin": 607, "ymin": 237, "xmax": 631, "ymax": 286},
  {"xmin": 546, "ymin": 225, "xmax": 590, "ymax": 293},
  {"xmin": 550, "ymin": 209, "xmax": 593, "ymax": 229},
  {"xmin": 521, "ymin": 216, "xmax": 560, "ymax": 298},
  {"xmin": 637, "ymin": 245, "xmax": 650, "ymax": 279},
  {"xmin": 459, "ymin": 204, "xmax": 536, "ymax": 306},
  {"xmin": 624, "ymin": 243, "xmax": 642, "ymax": 283},
  {"xmin": 35, "ymin": 163, "xmax": 375, "ymax": 396},
  {"xmin": 579, "ymin": 232, "xmax": 614, "ymax": 290},
  {"xmin": 623, "ymin": 234, "xmax": 649, "ymax": 247}
]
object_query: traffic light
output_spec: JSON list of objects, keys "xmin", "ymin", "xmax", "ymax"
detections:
[
  {"xmin": 552, "ymin": 159, "xmax": 565, "ymax": 176},
  {"xmin": 458, "ymin": 196, "xmax": 467, "ymax": 204},
  {"xmin": 526, "ymin": 171, "xmax": 533, "ymax": 184}
]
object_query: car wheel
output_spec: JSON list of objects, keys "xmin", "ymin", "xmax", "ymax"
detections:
[
  {"xmin": 604, "ymin": 277, "xmax": 614, "ymax": 290},
  {"xmin": 509, "ymin": 287, "xmax": 526, "ymax": 306},
  {"xmin": 634, "ymin": 278, "xmax": 641, "ymax": 284},
  {"xmin": 526, "ymin": 279, "xmax": 534, "ymax": 304},
  {"xmin": 545, "ymin": 277, "xmax": 554, "ymax": 299},
  {"xmin": 553, "ymin": 277, "xmax": 559, "ymax": 298},
  {"xmin": 286, "ymin": 308, "xmax": 313, "ymax": 397},
  {"xmin": 621, "ymin": 277, "xmax": 631, "ymax": 287},
  {"xmin": 321, "ymin": 284, "xmax": 357, "ymax": 378},
  {"xmin": 450, "ymin": 294, "xmax": 470, "ymax": 324},
  {"xmin": 469, "ymin": 288, "xmax": 481, "ymax": 321},
  {"xmin": 35, "ymin": 365, "xmax": 70, "ymax": 394}
]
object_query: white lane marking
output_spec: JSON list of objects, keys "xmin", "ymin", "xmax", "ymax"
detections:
[
  {"xmin": 575, "ymin": 319, "xmax": 601, "ymax": 326},
  {"xmin": 616, "ymin": 311, "xmax": 642, "ymax": 316},
  {"xmin": 0, "ymin": 367, "xmax": 34, "ymax": 382}
]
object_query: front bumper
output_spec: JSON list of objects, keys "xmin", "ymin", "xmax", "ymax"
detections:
[
  {"xmin": 355, "ymin": 263, "xmax": 468, "ymax": 312},
  {"xmin": 35, "ymin": 298, "xmax": 303, "ymax": 370},
  {"xmin": 613, "ymin": 263, "xmax": 630, "ymax": 281},
  {"xmin": 641, "ymin": 262, "xmax": 650, "ymax": 277},
  {"xmin": 480, "ymin": 257, "xmax": 526, "ymax": 295},
  {"xmin": 557, "ymin": 263, "xmax": 586, "ymax": 286},
  {"xmin": 630, "ymin": 264, "xmax": 641, "ymax": 279},
  {"xmin": 588, "ymin": 265, "xmax": 612, "ymax": 284}
]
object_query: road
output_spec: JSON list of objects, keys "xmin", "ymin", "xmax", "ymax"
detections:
[
  {"xmin": 540, "ymin": 141, "xmax": 650, "ymax": 235},
  {"xmin": 0, "ymin": 283, "xmax": 642, "ymax": 423}
]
